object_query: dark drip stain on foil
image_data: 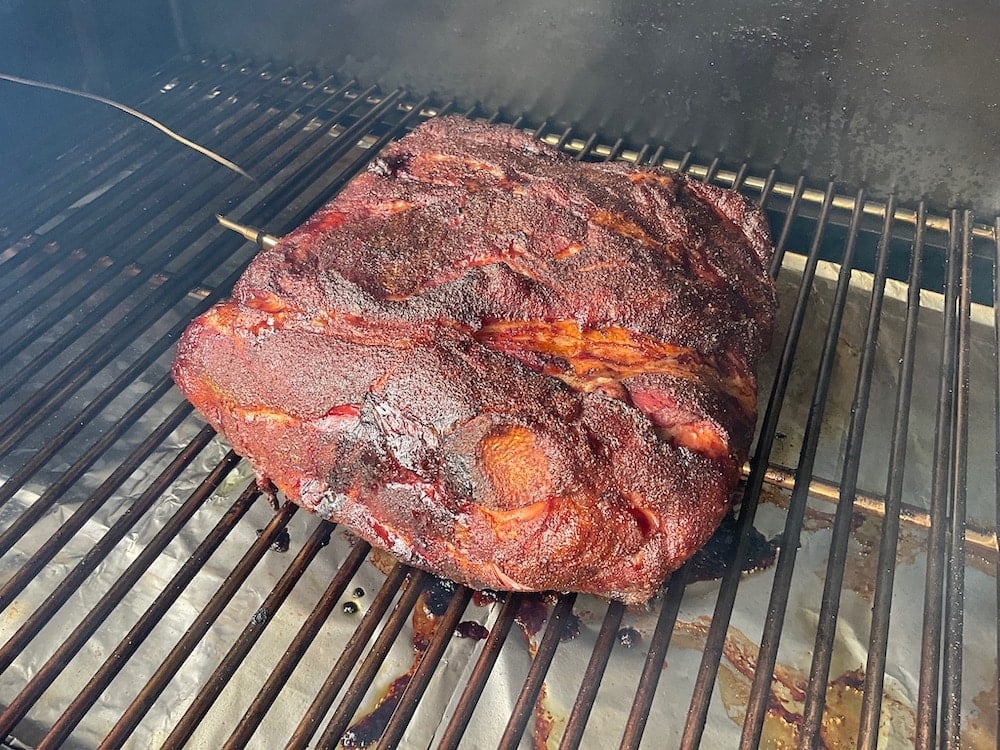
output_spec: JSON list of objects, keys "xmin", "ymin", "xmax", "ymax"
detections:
[
  {"xmin": 340, "ymin": 672, "xmax": 412, "ymax": 748},
  {"xmin": 340, "ymin": 578, "xmax": 455, "ymax": 747},
  {"xmin": 455, "ymin": 620, "xmax": 489, "ymax": 640},
  {"xmin": 515, "ymin": 596, "xmax": 550, "ymax": 638},
  {"xmin": 255, "ymin": 526, "xmax": 291, "ymax": 553},
  {"xmin": 684, "ymin": 512, "xmax": 778, "ymax": 582},
  {"xmin": 617, "ymin": 626, "xmax": 641, "ymax": 648},
  {"xmin": 675, "ymin": 617, "xmax": 918, "ymax": 747}
]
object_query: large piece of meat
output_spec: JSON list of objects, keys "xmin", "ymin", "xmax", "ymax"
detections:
[{"xmin": 172, "ymin": 116, "xmax": 775, "ymax": 604}]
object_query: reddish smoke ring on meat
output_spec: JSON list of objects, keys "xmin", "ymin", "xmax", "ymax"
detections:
[{"xmin": 172, "ymin": 116, "xmax": 776, "ymax": 604}]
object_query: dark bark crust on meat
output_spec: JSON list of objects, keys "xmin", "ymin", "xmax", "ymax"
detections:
[{"xmin": 172, "ymin": 116, "xmax": 776, "ymax": 604}]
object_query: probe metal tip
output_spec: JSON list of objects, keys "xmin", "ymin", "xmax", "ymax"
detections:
[{"xmin": 215, "ymin": 214, "xmax": 280, "ymax": 249}]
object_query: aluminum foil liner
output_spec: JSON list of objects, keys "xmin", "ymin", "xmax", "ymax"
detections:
[{"xmin": 1, "ymin": 252, "xmax": 997, "ymax": 748}]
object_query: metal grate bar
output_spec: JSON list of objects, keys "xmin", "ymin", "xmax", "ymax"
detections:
[
  {"xmin": 0, "ymin": 59, "xmax": 259, "ymax": 299},
  {"xmin": 499, "ymin": 593, "xmax": 579, "ymax": 749},
  {"xmin": 435, "ymin": 593, "xmax": 524, "ymax": 750},
  {"xmin": 223, "ymin": 539, "xmax": 372, "ymax": 748},
  {"xmin": 799, "ymin": 194, "xmax": 898, "ymax": 742},
  {"xmin": 857, "ymin": 203, "xmax": 927, "ymax": 747},
  {"xmin": 741, "ymin": 187, "xmax": 866, "ymax": 748},
  {"xmin": 702, "ymin": 156, "xmax": 721, "ymax": 184},
  {"xmin": 2, "ymin": 59, "xmax": 252, "ymax": 242},
  {"xmin": 286, "ymin": 564, "xmax": 413, "ymax": 750},
  {"xmin": 915, "ymin": 211, "xmax": 963, "ymax": 749},
  {"xmin": 679, "ymin": 181, "xmax": 831, "ymax": 750},
  {"xmin": 0, "ymin": 424, "xmax": 225, "ymax": 737},
  {"xmin": 769, "ymin": 175, "xmax": 807, "ymax": 277},
  {"xmin": 0, "ymin": 66, "xmax": 318, "ymax": 338},
  {"xmin": 37, "ymin": 466, "xmax": 256, "ymax": 749},
  {"xmin": 313, "ymin": 570, "xmax": 434, "ymax": 747},
  {"xmin": 558, "ymin": 600, "xmax": 626, "ymax": 749},
  {"xmin": 620, "ymin": 571, "xmax": 688, "ymax": 750},
  {"xmin": 0, "ymin": 376, "xmax": 180, "ymax": 596},
  {"xmin": 0, "ymin": 76, "xmax": 381, "ymax": 458},
  {"xmin": 2, "ymin": 56, "xmax": 237, "ymax": 195},
  {"xmin": 0, "ymin": 67, "xmax": 345, "ymax": 359},
  {"xmin": 378, "ymin": 586, "xmax": 476, "ymax": 748},
  {"xmin": 99, "ymin": 500, "xmax": 297, "ymax": 749},
  {"xmin": 994, "ymin": 216, "xmax": 1000, "ymax": 750},
  {"xmin": 941, "ymin": 210, "xmax": 973, "ymax": 747},
  {"xmin": 161, "ymin": 519, "xmax": 339, "ymax": 749},
  {"xmin": 552, "ymin": 126, "xmax": 575, "ymax": 152}
]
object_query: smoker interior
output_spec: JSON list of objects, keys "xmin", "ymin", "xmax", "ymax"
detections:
[{"xmin": 1, "ymin": 32, "xmax": 999, "ymax": 750}]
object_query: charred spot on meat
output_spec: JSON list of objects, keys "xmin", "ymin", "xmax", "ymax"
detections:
[{"xmin": 171, "ymin": 116, "xmax": 776, "ymax": 604}]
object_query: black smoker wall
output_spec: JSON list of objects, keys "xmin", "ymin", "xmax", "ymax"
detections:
[
  {"xmin": 0, "ymin": 0, "xmax": 180, "ymax": 172},
  {"xmin": 2, "ymin": 1, "xmax": 999, "ymax": 216},
  {"xmin": 175, "ymin": 0, "xmax": 1000, "ymax": 216}
]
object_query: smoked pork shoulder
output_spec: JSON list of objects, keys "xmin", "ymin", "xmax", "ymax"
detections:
[{"xmin": 172, "ymin": 116, "xmax": 776, "ymax": 604}]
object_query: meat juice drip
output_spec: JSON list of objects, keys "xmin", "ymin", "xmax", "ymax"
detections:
[
  {"xmin": 472, "ymin": 589, "xmax": 500, "ymax": 606},
  {"xmin": 255, "ymin": 526, "xmax": 291, "ymax": 552},
  {"xmin": 515, "ymin": 596, "xmax": 550, "ymax": 638},
  {"xmin": 340, "ymin": 578, "xmax": 454, "ymax": 747},
  {"xmin": 617, "ymin": 626, "xmax": 641, "ymax": 648},
  {"xmin": 532, "ymin": 683, "xmax": 557, "ymax": 750},
  {"xmin": 455, "ymin": 621, "xmax": 489, "ymax": 640},
  {"xmin": 340, "ymin": 674, "xmax": 412, "ymax": 749}
]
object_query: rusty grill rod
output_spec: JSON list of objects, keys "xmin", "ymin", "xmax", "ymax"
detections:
[
  {"xmin": 223, "ymin": 539, "xmax": 373, "ymax": 748},
  {"xmin": 679, "ymin": 173, "xmax": 823, "ymax": 749},
  {"xmin": 285, "ymin": 563, "xmax": 412, "ymax": 749},
  {"xmin": 498, "ymin": 593, "xmax": 579, "ymax": 749},
  {"xmin": 858, "ymin": 202, "xmax": 927, "ymax": 747},
  {"xmin": 800, "ymin": 193, "xmax": 897, "ymax": 740},
  {"xmin": 915, "ymin": 211, "xmax": 962, "ymax": 749},
  {"xmin": 0, "ymin": 59, "xmax": 264, "ymax": 300},
  {"xmin": 995, "ymin": 216, "xmax": 1000, "ymax": 750},
  {"xmin": 436, "ymin": 593, "xmax": 524, "ymax": 749},
  {"xmin": 741, "ymin": 187, "xmax": 866, "ymax": 748},
  {"xmin": 0, "ymin": 66, "xmax": 322, "ymax": 342},
  {"xmin": 100, "ymin": 500, "xmax": 298, "ymax": 749},
  {"xmin": 37, "ymin": 469, "xmax": 256, "ymax": 748},
  {"xmin": 313, "ymin": 570, "xmax": 434, "ymax": 746},
  {"xmin": 0, "ymin": 424, "xmax": 225, "ymax": 737},
  {"xmin": 941, "ymin": 210, "xmax": 973, "ymax": 747},
  {"xmin": 378, "ymin": 586, "xmax": 476, "ymax": 748},
  {"xmin": 161, "ymin": 519, "xmax": 338, "ymax": 749},
  {"xmin": 620, "ymin": 569, "xmax": 689, "ymax": 750}
]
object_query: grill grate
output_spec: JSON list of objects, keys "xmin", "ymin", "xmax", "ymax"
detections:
[{"xmin": 1, "ymin": 56, "xmax": 997, "ymax": 748}]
